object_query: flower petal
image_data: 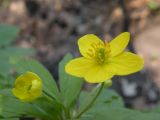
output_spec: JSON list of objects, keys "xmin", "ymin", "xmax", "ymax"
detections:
[
  {"xmin": 110, "ymin": 52, "xmax": 144, "ymax": 75},
  {"xmin": 12, "ymin": 72, "xmax": 42, "ymax": 102},
  {"xmin": 65, "ymin": 57, "xmax": 96, "ymax": 77},
  {"xmin": 109, "ymin": 32, "xmax": 130, "ymax": 57},
  {"xmin": 78, "ymin": 34, "xmax": 104, "ymax": 58},
  {"xmin": 12, "ymin": 88, "xmax": 27, "ymax": 100},
  {"xmin": 84, "ymin": 64, "xmax": 114, "ymax": 83}
]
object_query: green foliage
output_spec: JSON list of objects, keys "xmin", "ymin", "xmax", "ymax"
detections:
[
  {"xmin": 80, "ymin": 88, "xmax": 160, "ymax": 120},
  {"xmin": 0, "ymin": 76, "xmax": 13, "ymax": 89},
  {"xmin": 0, "ymin": 89, "xmax": 54, "ymax": 120},
  {"xmin": 0, "ymin": 53, "xmax": 160, "ymax": 120},
  {"xmin": 0, "ymin": 24, "xmax": 34, "ymax": 78},
  {"xmin": 0, "ymin": 59, "xmax": 11, "ymax": 77},
  {"xmin": 83, "ymin": 107, "xmax": 160, "ymax": 120},
  {"xmin": 0, "ymin": 0, "xmax": 10, "ymax": 8},
  {"xmin": 148, "ymin": 0, "xmax": 160, "ymax": 11},
  {"xmin": 12, "ymin": 58, "xmax": 60, "ymax": 102},
  {"xmin": 79, "ymin": 89, "xmax": 124, "ymax": 120},
  {"xmin": 0, "ymin": 24, "xmax": 19, "ymax": 46},
  {"xmin": 0, "ymin": 24, "xmax": 35, "ymax": 119},
  {"xmin": 0, "ymin": 118, "xmax": 19, "ymax": 120},
  {"xmin": 88, "ymin": 89, "xmax": 123, "ymax": 109},
  {"xmin": 59, "ymin": 54, "xmax": 83, "ymax": 107},
  {"xmin": 81, "ymin": 108, "xmax": 140, "ymax": 120}
]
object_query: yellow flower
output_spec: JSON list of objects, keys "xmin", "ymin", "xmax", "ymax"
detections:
[
  {"xmin": 65, "ymin": 32, "xmax": 144, "ymax": 83},
  {"xmin": 12, "ymin": 71, "xmax": 42, "ymax": 102}
]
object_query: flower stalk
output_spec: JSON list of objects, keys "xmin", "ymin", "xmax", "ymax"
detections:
[{"xmin": 75, "ymin": 82, "xmax": 105, "ymax": 118}]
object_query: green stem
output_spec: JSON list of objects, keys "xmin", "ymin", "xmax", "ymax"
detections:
[
  {"xmin": 64, "ymin": 107, "xmax": 71, "ymax": 119},
  {"xmin": 76, "ymin": 82, "xmax": 105, "ymax": 118},
  {"xmin": 42, "ymin": 91, "xmax": 63, "ymax": 120}
]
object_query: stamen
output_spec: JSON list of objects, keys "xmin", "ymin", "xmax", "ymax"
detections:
[
  {"xmin": 105, "ymin": 43, "xmax": 111, "ymax": 56},
  {"xmin": 86, "ymin": 42, "xmax": 111, "ymax": 64},
  {"xmin": 87, "ymin": 48, "xmax": 95, "ymax": 57}
]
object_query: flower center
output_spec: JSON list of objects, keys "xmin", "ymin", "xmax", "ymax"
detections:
[
  {"xmin": 26, "ymin": 79, "xmax": 37, "ymax": 92},
  {"xmin": 27, "ymin": 84, "xmax": 32, "ymax": 91},
  {"xmin": 87, "ymin": 42, "xmax": 111, "ymax": 64},
  {"xmin": 97, "ymin": 47, "xmax": 106, "ymax": 63}
]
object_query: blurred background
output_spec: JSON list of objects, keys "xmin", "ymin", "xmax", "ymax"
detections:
[{"xmin": 0, "ymin": 0, "xmax": 160, "ymax": 110}]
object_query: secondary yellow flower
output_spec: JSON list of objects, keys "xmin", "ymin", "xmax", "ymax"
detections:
[
  {"xmin": 65, "ymin": 32, "xmax": 144, "ymax": 83},
  {"xmin": 12, "ymin": 71, "xmax": 42, "ymax": 102}
]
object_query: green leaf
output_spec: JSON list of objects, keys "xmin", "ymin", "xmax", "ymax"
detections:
[
  {"xmin": 0, "ymin": 77, "xmax": 10, "ymax": 89},
  {"xmin": 148, "ymin": 0, "xmax": 160, "ymax": 10},
  {"xmin": 130, "ymin": 113, "xmax": 160, "ymax": 120},
  {"xmin": 0, "ymin": 47, "xmax": 34, "ymax": 77},
  {"xmin": 78, "ymin": 88, "xmax": 123, "ymax": 119},
  {"xmin": 0, "ymin": 59, "xmax": 11, "ymax": 76},
  {"xmin": 33, "ymin": 96, "xmax": 62, "ymax": 120},
  {"xmin": 0, "ymin": 89, "xmax": 52, "ymax": 119},
  {"xmin": 151, "ymin": 106, "xmax": 160, "ymax": 113},
  {"xmin": 81, "ymin": 108, "xmax": 140, "ymax": 120},
  {"xmin": 0, "ymin": 24, "xmax": 19, "ymax": 46},
  {"xmin": 1, "ymin": 47, "xmax": 35, "ymax": 58},
  {"xmin": 80, "ymin": 90, "xmax": 160, "ymax": 120},
  {"xmin": 0, "ymin": 118, "xmax": 19, "ymax": 120},
  {"xmin": 76, "ymin": 84, "xmax": 104, "ymax": 118},
  {"xmin": 59, "ymin": 53, "xmax": 83, "ymax": 107},
  {"xmin": 90, "ymin": 89, "xmax": 123, "ymax": 108},
  {"xmin": 12, "ymin": 58, "xmax": 60, "ymax": 101}
]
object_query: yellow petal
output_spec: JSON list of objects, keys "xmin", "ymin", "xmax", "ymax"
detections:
[
  {"xmin": 12, "ymin": 88, "xmax": 27, "ymax": 100},
  {"xmin": 30, "ymin": 80, "xmax": 42, "ymax": 96},
  {"xmin": 14, "ymin": 72, "xmax": 41, "ymax": 86},
  {"xmin": 110, "ymin": 52, "xmax": 144, "ymax": 75},
  {"xmin": 65, "ymin": 57, "xmax": 96, "ymax": 77},
  {"xmin": 84, "ymin": 64, "xmax": 114, "ymax": 83},
  {"xmin": 78, "ymin": 34, "xmax": 104, "ymax": 58},
  {"xmin": 12, "ymin": 71, "xmax": 42, "ymax": 102},
  {"xmin": 109, "ymin": 32, "xmax": 130, "ymax": 57}
]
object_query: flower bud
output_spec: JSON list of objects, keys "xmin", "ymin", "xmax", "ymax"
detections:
[
  {"xmin": 12, "ymin": 71, "xmax": 42, "ymax": 102},
  {"xmin": 104, "ymin": 79, "xmax": 112, "ymax": 87}
]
